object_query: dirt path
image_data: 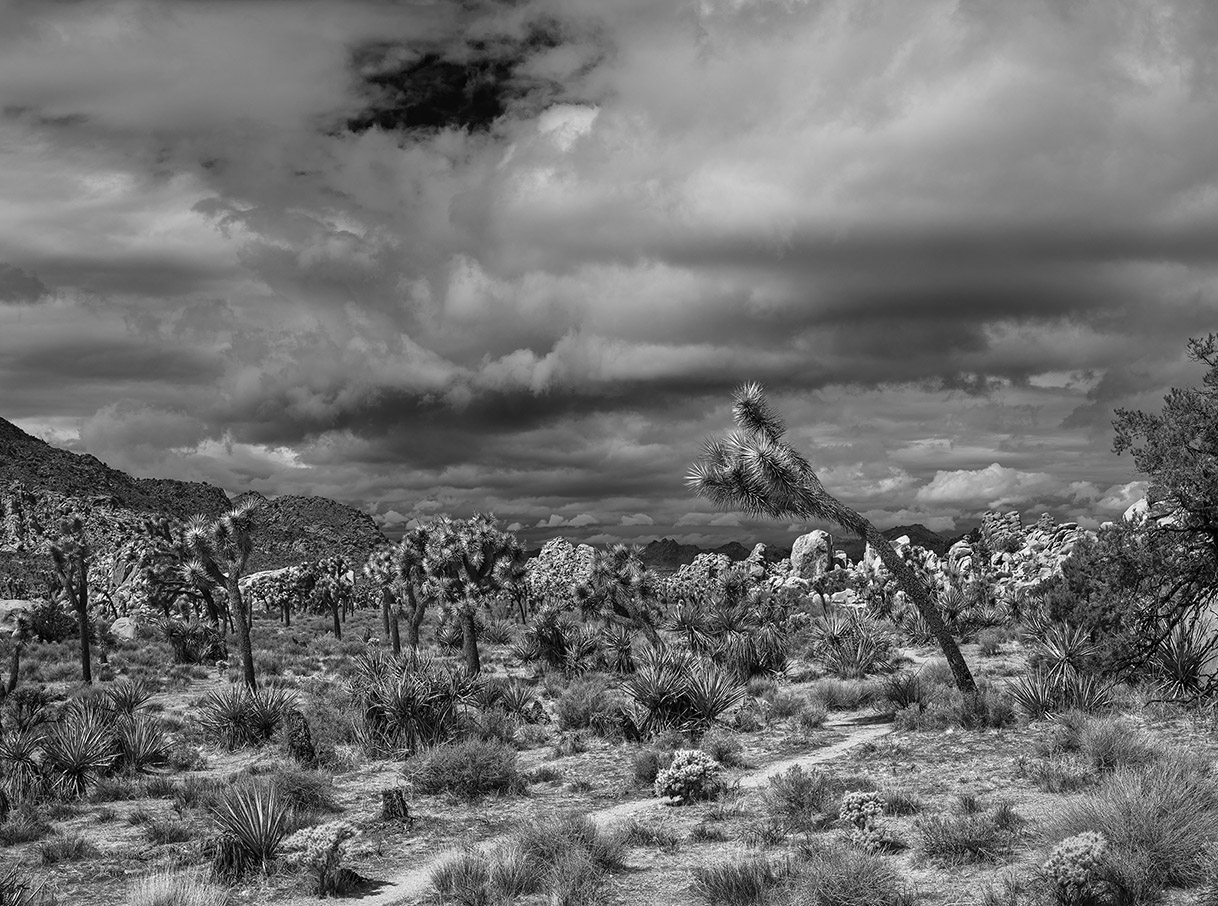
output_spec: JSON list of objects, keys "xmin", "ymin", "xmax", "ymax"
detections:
[{"xmin": 346, "ymin": 717, "xmax": 893, "ymax": 906}]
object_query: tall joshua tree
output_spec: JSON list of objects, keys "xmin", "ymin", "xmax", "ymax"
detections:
[
  {"xmin": 183, "ymin": 501, "xmax": 260, "ymax": 690},
  {"xmin": 426, "ymin": 515, "xmax": 524, "ymax": 674},
  {"xmin": 50, "ymin": 518, "xmax": 93, "ymax": 685},
  {"xmin": 576, "ymin": 544, "xmax": 663, "ymax": 647},
  {"xmin": 687, "ymin": 382, "xmax": 976, "ymax": 693}
]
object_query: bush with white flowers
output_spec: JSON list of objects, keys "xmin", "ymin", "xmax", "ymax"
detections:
[
  {"xmin": 654, "ymin": 749, "xmax": 722, "ymax": 804},
  {"xmin": 281, "ymin": 820, "xmax": 359, "ymax": 896},
  {"xmin": 1043, "ymin": 831, "xmax": 1107, "ymax": 904}
]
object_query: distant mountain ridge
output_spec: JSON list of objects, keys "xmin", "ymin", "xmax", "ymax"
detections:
[{"xmin": 0, "ymin": 417, "xmax": 387, "ymax": 572}]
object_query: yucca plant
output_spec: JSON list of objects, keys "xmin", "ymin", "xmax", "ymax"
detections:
[
  {"xmin": 104, "ymin": 679, "xmax": 153, "ymax": 716},
  {"xmin": 0, "ymin": 727, "xmax": 44, "ymax": 803},
  {"xmin": 683, "ymin": 661, "xmax": 747, "ymax": 733},
  {"xmin": 1153, "ymin": 621, "xmax": 1218, "ymax": 700},
  {"xmin": 1033, "ymin": 624, "xmax": 1099, "ymax": 681},
  {"xmin": 198, "ymin": 686, "xmax": 255, "ymax": 749},
  {"xmin": 562, "ymin": 626, "xmax": 600, "ymax": 676},
  {"xmin": 247, "ymin": 686, "xmax": 296, "ymax": 742},
  {"xmin": 210, "ymin": 782, "xmax": 290, "ymax": 876},
  {"xmin": 42, "ymin": 709, "xmax": 118, "ymax": 797},
  {"xmin": 599, "ymin": 625, "xmax": 636, "ymax": 674},
  {"xmin": 1007, "ymin": 668, "xmax": 1061, "ymax": 720},
  {"xmin": 1059, "ymin": 672, "xmax": 1115, "ymax": 714},
  {"xmin": 115, "ymin": 713, "xmax": 171, "ymax": 775}
]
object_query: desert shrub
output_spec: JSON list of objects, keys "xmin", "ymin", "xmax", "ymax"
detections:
[
  {"xmin": 0, "ymin": 801, "xmax": 52, "ymax": 845},
  {"xmin": 410, "ymin": 739, "xmax": 525, "ymax": 799},
  {"xmin": 1009, "ymin": 668, "xmax": 1114, "ymax": 720},
  {"xmin": 619, "ymin": 818, "xmax": 680, "ymax": 853},
  {"xmin": 1026, "ymin": 755, "xmax": 1096, "ymax": 794},
  {"xmin": 655, "ymin": 749, "xmax": 723, "ymax": 804},
  {"xmin": 1050, "ymin": 753, "xmax": 1218, "ymax": 894},
  {"xmin": 159, "ymin": 619, "xmax": 226, "ymax": 665},
  {"xmin": 763, "ymin": 765, "xmax": 833, "ymax": 832},
  {"xmin": 145, "ymin": 818, "xmax": 195, "ymax": 845},
  {"xmin": 355, "ymin": 655, "xmax": 474, "ymax": 755},
  {"xmin": 895, "ymin": 682, "xmax": 1015, "ymax": 731},
  {"xmin": 1043, "ymin": 831, "xmax": 1107, "ymax": 906},
  {"xmin": 791, "ymin": 840, "xmax": 913, "ymax": 906},
  {"xmin": 806, "ymin": 677, "xmax": 877, "ymax": 711},
  {"xmin": 796, "ymin": 699, "xmax": 828, "ymax": 731},
  {"xmin": 741, "ymin": 816, "xmax": 789, "ymax": 849},
  {"xmin": 881, "ymin": 788, "xmax": 923, "ymax": 816},
  {"xmin": 37, "ymin": 834, "xmax": 99, "ymax": 864},
  {"xmin": 281, "ymin": 820, "xmax": 360, "ymax": 897},
  {"xmin": 917, "ymin": 812, "xmax": 1013, "ymax": 865},
  {"xmin": 766, "ymin": 692, "xmax": 804, "ymax": 720},
  {"xmin": 878, "ymin": 672, "xmax": 934, "ymax": 712},
  {"xmin": 127, "ymin": 868, "xmax": 229, "ymax": 906},
  {"xmin": 25, "ymin": 597, "xmax": 76, "ymax": 643},
  {"xmin": 259, "ymin": 767, "xmax": 340, "ymax": 817},
  {"xmin": 430, "ymin": 846, "xmax": 492, "ymax": 905},
  {"xmin": 1077, "ymin": 718, "xmax": 1158, "ymax": 771},
  {"xmin": 977, "ymin": 628, "xmax": 1006, "ymax": 656},
  {"xmin": 555, "ymin": 674, "xmax": 623, "ymax": 733},
  {"xmin": 633, "ymin": 749, "xmax": 670, "ymax": 786},
  {"xmin": 690, "ymin": 857, "xmax": 794, "ymax": 906},
  {"xmin": 700, "ymin": 730, "xmax": 745, "ymax": 767}
]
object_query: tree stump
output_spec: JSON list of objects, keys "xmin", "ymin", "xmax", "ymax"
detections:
[
  {"xmin": 283, "ymin": 709, "xmax": 317, "ymax": 766},
  {"xmin": 381, "ymin": 788, "xmax": 414, "ymax": 827}
]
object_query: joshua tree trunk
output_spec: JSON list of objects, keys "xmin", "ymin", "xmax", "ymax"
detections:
[
  {"xmin": 4, "ymin": 632, "xmax": 23, "ymax": 697},
  {"xmin": 225, "ymin": 576, "xmax": 257, "ymax": 691},
  {"xmin": 330, "ymin": 593, "xmax": 342, "ymax": 640},
  {"xmin": 380, "ymin": 590, "xmax": 392, "ymax": 638},
  {"xmin": 460, "ymin": 607, "xmax": 480, "ymax": 674},
  {"xmin": 405, "ymin": 585, "xmax": 425, "ymax": 653},
  {"xmin": 847, "ymin": 515, "xmax": 975, "ymax": 694}
]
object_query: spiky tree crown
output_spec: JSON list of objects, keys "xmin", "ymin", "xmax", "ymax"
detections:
[{"xmin": 687, "ymin": 382, "xmax": 843, "ymax": 524}]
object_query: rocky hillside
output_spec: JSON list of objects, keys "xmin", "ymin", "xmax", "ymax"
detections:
[
  {"xmin": 638, "ymin": 538, "xmax": 792, "ymax": 575},
  {"xmin": 0, "ymin": 417, "xmax": 387, "ymax": 575}
]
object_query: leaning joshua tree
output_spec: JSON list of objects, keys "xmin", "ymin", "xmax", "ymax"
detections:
[
  {"xmin": 687, "ymin": 382, "xmax": 976, "ymax": 693},
  {"xmin": 183, "ymin": 500, "xmax": 261, "ymax": 690}
]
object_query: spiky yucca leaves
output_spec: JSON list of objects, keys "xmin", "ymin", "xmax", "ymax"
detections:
[
  {"xmin": 599, "ymin": 625, "xmax": 637, "ymax": 674},
  {"xmin": 688, "ymin": 382, "xmax": 977, "ymax": 693},
  {"xmin": 811, "ymin": 611, "xmax": 895, "ymax": 679},
  {"xmin": 210, "ymin": 782, "xmax": 290, "ymax": 876},
  {"xmin": 359, "ymin": 661, "xmax": 476, "ymax": 755},
  {"xmin": 115, "ymin": 713, "xmax": 170, "ymax": 775},
  {"xmin": 622, "ymin": 648, "xmax": 745, "ymax": 737},
  {"xmin": 198, "ymin": 685, "xmax": 296, "ymax": 749},
  {"xmin": 42, "ymin": 705, "xmax": 118, "ymax": 796},
  {"xmin": 1008, "ymin": 668, "xmax": 1115, "ymax": 720},
  {"xmin": 1034, "ymin": 624, "xmax": 1101, "ymax": 681},
  {"xmin": 0, "ymin": 726, "xmax": 44, "ymax": 802},
  {"xmin": 1153, "ymin": 620, "xmax": 1218, "ymax": 699},
  {"xmin": 104, "ymin": 679, "xmax": 153, "ymax": 716}
]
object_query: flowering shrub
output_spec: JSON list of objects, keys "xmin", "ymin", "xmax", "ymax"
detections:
[
  {"xmin": 281, "ymin": 820, "xmax": 359, "ymax": 896},
  {"xmin": 654, "ymin": 749, "xmax": 722, "ymax": 804},
  {"xmin": 840, "ymin": 789, "xmax": 902, "ymax": 852},
  {"xmin": 839, "ymin": 790, "xmax": 884, "ymax": 828},
  {"xmin": 1043, "ymin": 831, "xmax": 1107, "ymax": 904}
]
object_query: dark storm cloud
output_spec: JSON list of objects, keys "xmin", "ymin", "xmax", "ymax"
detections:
[
  {"xmin": 2, "ymin": 0, "xmax": 1216, "ymax": 541},
  {"xmin": 0, "ymin": 263, "xmax": 48, "ymax": 304}
]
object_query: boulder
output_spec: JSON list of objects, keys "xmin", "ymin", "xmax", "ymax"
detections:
[
  {"xmin": 110, "ymin": 616, "xmax": 137, "ymax": 641},
  {"xmin": 0, "ymin": 599, "xmax": 38, "ymax": 633},
  {"xmin": 791, "ymin": 530, "xmax": 833, "ymax": 580}
]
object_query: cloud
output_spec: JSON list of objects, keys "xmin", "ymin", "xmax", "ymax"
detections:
[
  {"xmin": 0, "ymin": 0, "xmax": 1212, "ymax": 545},
  {"xmin": 914, "ymin": 463, "xmax": 1059, "ymax": 509},
  {"xmin": 0, "ymin": 264, "xmax": 49, "ymax": 304}
]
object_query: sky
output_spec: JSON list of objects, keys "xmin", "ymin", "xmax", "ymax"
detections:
[{"xmin": 1, "ymin": 0, "xmax": 1216, "ymax": 549}]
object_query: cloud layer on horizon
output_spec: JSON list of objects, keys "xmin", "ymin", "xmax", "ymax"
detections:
[{"xmin": 2, "ymin": 0, "xmax": 1215, "ymax": 547}]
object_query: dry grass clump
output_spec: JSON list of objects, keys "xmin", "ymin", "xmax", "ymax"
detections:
[
  {"xmin": 430, "ymin": 814, "xmax": 626, "ymax": 905},
  {"xmin": 1049, "ymin": 752, "xmax": 1218, "ymax": 896},
  {"xmin": 127, "ymin": 869, "xmax": 229, "ymax": 906},
  {"xmin": 410, "ymin": 739, "xmax": 526, "ymax": 799}
]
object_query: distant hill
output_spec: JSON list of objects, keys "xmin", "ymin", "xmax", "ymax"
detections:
[
  {"xmin": 0, "ymin": 417, "xmax": 387, "ymax": 573},
  {"xmin": 0, "ymin": 417, "xmax": 229, "ymax": 521}
]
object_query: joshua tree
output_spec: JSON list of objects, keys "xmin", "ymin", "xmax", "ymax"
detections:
[
  {"xmin": 182, "ymin": 501, "xmax": 261, "ymax": 690},
  {"xmin": 576, "ymin": 544, "xmax": 664, "ymax": 647},
  {"xmin": 425, "ymin": 514, "xmax": 524, "ymax": 673},
  {"xmin": 687, "ymin": 382, "xmax": 976, "ymax": 693},
  {"xmin": 50, "ymin": 518, "xmax": 93, "ymax": 685},
  {"xmin": 394, "ymin": 526, "xmax": 434, "ymax": 655}
]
